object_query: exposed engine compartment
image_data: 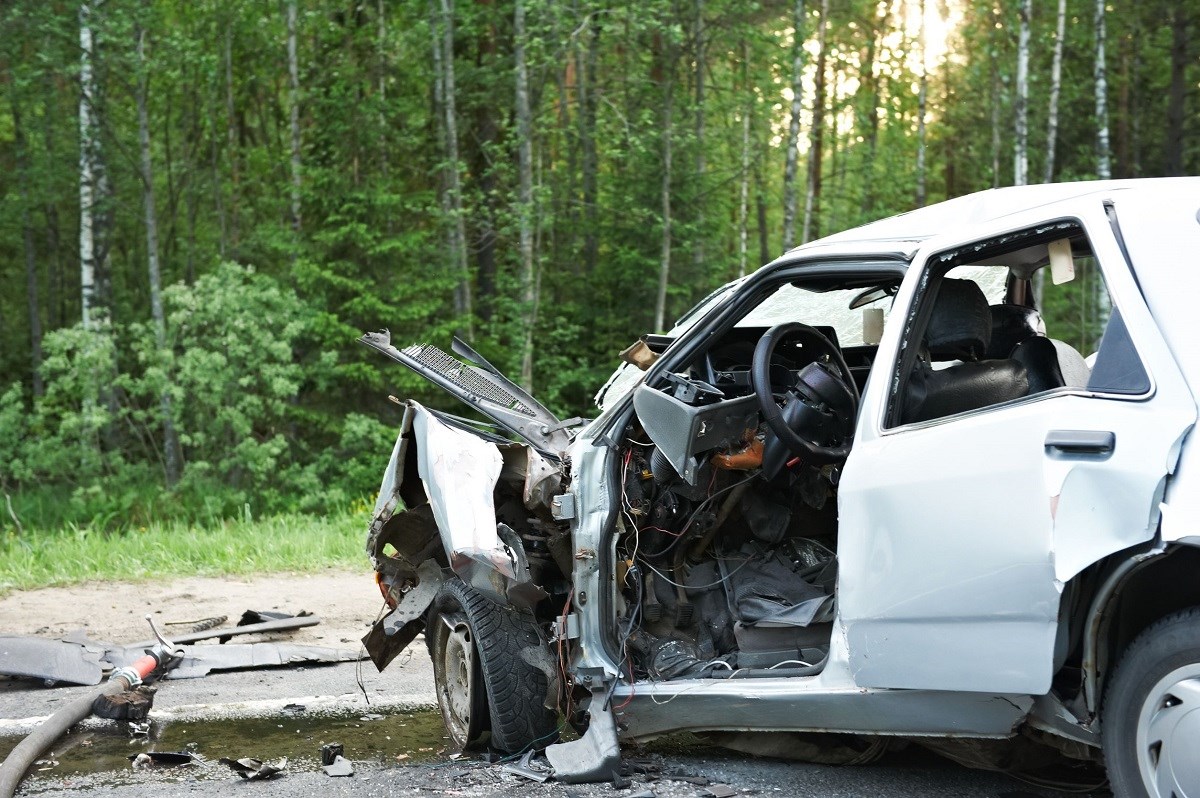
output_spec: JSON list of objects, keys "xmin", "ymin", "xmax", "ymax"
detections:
[{"xmin": 613, "ymin": 429, "xmax": 840, "ymax": 681}]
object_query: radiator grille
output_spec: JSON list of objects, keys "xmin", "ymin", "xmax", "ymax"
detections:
[{"xmin": 402, "ymin": 343, "xmax": 536, "ymax": 417}]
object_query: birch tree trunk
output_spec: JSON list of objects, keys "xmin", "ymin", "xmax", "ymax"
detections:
[
  {"xmin": 287, "ymin": 0, "xmax": 302, "ymax": 234},
  {"xmin": 11, "ymin": 96, "xmax": 43, "ymax": 396},
  {"xmin": 1094, "ymin": 0, "xmax": 1111, "ymax": 179},
  {"xmin": 914, "ymin": 0, "xmax": 927, "ymax": 207},
  {"xmin": 136, "ymin": 19, "xmax": 182, "ymax": 486},
  {"xmin": 79, "ymin": 0, "xmax": 100, "ymax": 329},
  {"xmin": 654, "ymin": 51, "xmax": 675, "ymax": 333},
  {"xmin": 514, "ymin": 0, "xmax": 537, "ymax": 392},
  {"xmin": 861, "ymin": 18, "xmax": 880, "ymax": 216},
  {"xmin": 780, "ymin": 0, "xmax": 807, "ymax": 252},
  {"xmin": 433, "ymin": 0, "xmax": 473, "ymax": 332},
  {"xmin": 1013, "ymin": 0, "xmax": 1030, "ymax": 186},
  {"xmin": 801, "ymin": 0, "xmax": 828, "ymax": 244},
  {"xmin": 1043, "ymin": 0, "xmax": 1066, "ymax": 183}
]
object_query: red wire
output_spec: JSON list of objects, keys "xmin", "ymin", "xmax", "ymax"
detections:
[{"xmin": 614, "ymin": 650, "xmax": 635, "ymax": 710}]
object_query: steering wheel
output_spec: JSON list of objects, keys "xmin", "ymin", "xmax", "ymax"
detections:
[{"xmin": 751, "ymin": 322, "xmax": 859, "ymax": 467}]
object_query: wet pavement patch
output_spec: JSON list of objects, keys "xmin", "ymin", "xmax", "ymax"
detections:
[{"xmin": 0, "ymin": 708, "xmax": 449, "ymax": 781}]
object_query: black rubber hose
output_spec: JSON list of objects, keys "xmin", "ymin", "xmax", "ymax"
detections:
[{"xmin": 0, "ymin": 675, "xmax": 133, "ymax": 798}]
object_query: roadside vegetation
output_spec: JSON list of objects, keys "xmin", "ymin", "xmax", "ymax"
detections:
[
  {"xmin": 0, "ymin": 1, "xmax": 1192, "ymax": 585},
  {"xmin": 0, "ymin": 510, "xmax": 367, "ymax": 594}
]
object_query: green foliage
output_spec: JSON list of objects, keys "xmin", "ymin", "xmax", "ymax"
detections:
[
  {"xmin": 0, "ymin": 510, "xmax": 366, "ymax": 594},
  {"xmin": 0, "ymin": 0, "xmax": 1194, "ymax": 549}
]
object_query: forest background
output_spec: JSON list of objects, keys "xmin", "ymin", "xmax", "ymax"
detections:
[{"xmin": 0, "ymin": 0, "xmax": 1195, "ymax": 564}]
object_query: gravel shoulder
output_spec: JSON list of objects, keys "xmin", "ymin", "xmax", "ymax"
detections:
[
  {"xmin": 0, "ymin": 568, "xmax": 382, "ymax": 648},
  {"xmin": 0, "ymin": 570, "xmax": 437, "ymax": 728}
]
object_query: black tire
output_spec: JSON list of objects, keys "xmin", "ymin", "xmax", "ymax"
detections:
[
  {"xmin": 426, "ymin": 577, "xmax": 558, "ymax": 753},
  {"xmin": 1102, "ymin": 606, "xmax": 1200, "ymax": 798}
]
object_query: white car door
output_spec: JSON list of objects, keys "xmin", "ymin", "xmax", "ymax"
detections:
[{"xmin": 836, "ymin": 198, "xmax": 1196, "ymax": 695}]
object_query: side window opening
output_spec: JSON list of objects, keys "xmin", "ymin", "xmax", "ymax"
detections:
[{"xmin": 888, "ymin": 221, "xmax": 1151, "ymax": 428}]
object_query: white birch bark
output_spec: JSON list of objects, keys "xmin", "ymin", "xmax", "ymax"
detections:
[
  {"xmin": 781, "ymin": 0, "xmax": 807, "ymax": 252},
  {"xmin": 1043, "ymin": 0, "xmax": 1066, "ymax": 183},
  {"xmin": 515, "ymin": 0, "xmax": 537, "ymax": 391},
  {"xmin": 79, "ymin": 1, "xmax": 98, "ymax": 329},
  {"xmin": 1094, "ymin": 0, "xmax": 1111, "ymax": 179},
  {"xmin": 1013, "ymin": 0, "xmax": 1030, "ymax": 186}
]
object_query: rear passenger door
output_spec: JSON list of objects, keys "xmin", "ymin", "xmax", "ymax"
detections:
[{"xmin": 836, "ymin": 199, "xmax": 1195, "ymax": 695}]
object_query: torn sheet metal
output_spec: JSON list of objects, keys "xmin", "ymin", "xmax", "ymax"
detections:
[
  {"xmin": 0, "ymin": 637, "xmax": 107, "ymax": 686},
  {"xmin": 499, "ymin": 443, "xmax": 563, "ymax": 510},
  {"xmin": 363, "ymin": 558, "xmax": 444, "ymax": 671},
  {"xmin": 99, "ymin": 642, "xmax": 361, "ymax": 680},
  {"xmin": 410, "ymin": 403, "xmax": 546, "ymax": 606},
  {"xmin": 220, "ymin": 756, "xmax": 288, "ymax": 780}
]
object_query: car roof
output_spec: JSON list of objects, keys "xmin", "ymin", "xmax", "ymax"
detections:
[{"xmin": 787, "ymin": 179, "xmax": 1176, "ymax": 257}]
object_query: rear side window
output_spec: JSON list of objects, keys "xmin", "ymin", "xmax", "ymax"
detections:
[{"xmin": 1087, "ymin": 308, "xmax": 1151, "ymax": 395}]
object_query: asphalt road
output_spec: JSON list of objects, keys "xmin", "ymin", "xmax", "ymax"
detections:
[{"xmin": 1, "ymin": 656, "xmax": 1109, "ymax": 798}]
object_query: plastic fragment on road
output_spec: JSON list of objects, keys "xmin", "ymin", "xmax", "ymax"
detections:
[{"xmin": 219, "ymin": 756, "xmax": 288, "ymax": 780}]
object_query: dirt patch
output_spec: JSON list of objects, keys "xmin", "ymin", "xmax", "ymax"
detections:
[{"xmin": 0, "ymin": 568, "xmax": 385, "ymax": 649}]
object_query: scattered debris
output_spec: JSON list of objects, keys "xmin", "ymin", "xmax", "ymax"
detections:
[
  {"xmin": 164, "ymin": 616, "xmax": 228, "ymax": 632},
  {"xmin": 121, "ymin": 611, "xmax": 319, "ymax": 648},
  {"xmin": 0, "ymin": 636, "xmax": 106, "ymax": 686},
  {"xmin": 220, "ymin": 610, "xmax": 313, "ymax": 644},
  {"xmin": 319, "ymin": 743, "xmax": 344, "ymax": 766},
  {"xmin": 321, "ymin": 756, "xmax": 355, "ymax": 777},
  {"xmin": 128, "ymin": 722, "xmax": 151, "ymax": 738},
  {"xmin": 628, "ymin": 791, "xmax": 657, "ymax": 798},
  {"xmin": 360, "ymin": 713, "xmax": 384, "ymax": 722},
  {"xmin": 128, "ymin": 751, "xmax": 193, "ymax": 767},
  {"xmin": 219, "ymin": 756, "xmax": 288, "ymax": 781},
  {"xmin": 501, "ymin": 751, "xmax": 552, "ymax": 783},
  {"xmin": 704, "ymin": 785, "xmax": 738, "ymax": 798},
  {"xmin": 281, "ymin": 703, "xmax": 306, "ymax": 715}
]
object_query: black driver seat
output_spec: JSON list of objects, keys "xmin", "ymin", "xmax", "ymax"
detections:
[{"xmin": 902, "ymin": 279, "xmax": 1030, "ymax": 424}]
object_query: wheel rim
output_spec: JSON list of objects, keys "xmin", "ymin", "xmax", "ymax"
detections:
[
  {"xmin": 435, "ymin": 615, "xmax": 482, "ymax": 747},
  {"xmin": 1136, "ymin": 663, "xmax": 1200, "ymax": 798}
]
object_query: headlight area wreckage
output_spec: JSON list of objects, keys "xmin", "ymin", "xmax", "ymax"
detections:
[{"xmin": 361, "ymin": 401, "xmax": 571, "ymax": 720}]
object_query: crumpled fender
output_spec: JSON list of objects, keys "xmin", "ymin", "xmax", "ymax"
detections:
[{"xmin": 363, "ymin": 402, "xmax": 558, "ymax": 671}]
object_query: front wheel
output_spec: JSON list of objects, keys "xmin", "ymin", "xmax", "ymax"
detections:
[
  {"xmin": 1103, "ymin": 607, "xmax": 1200, "ymax": 798},
  {"xmin": 426, "ymin": 578, "xmax": 558, "ymax": 753}
]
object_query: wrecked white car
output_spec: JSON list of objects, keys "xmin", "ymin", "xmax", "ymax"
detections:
[{"xmin": 361, "ymin": 178, "xmax": 1200, "ymax": 798}]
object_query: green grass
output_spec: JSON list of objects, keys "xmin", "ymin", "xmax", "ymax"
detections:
[{"xmin": 0, "ymin": 510, "xmax": 370, "ymax": 595}]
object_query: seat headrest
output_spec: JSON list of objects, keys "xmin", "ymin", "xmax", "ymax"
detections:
[
  {"xmin": 926, "ymin": 278, "xmax": 991, "ymax": 361},
  {"xmin": 987, "ymin": 303, "xmax": 1046, "ymax": 358}
]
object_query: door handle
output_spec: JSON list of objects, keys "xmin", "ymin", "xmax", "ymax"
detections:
[{"xmin": 1045, "ymin": 430, "xmax": 1115, "ymax": 456}]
